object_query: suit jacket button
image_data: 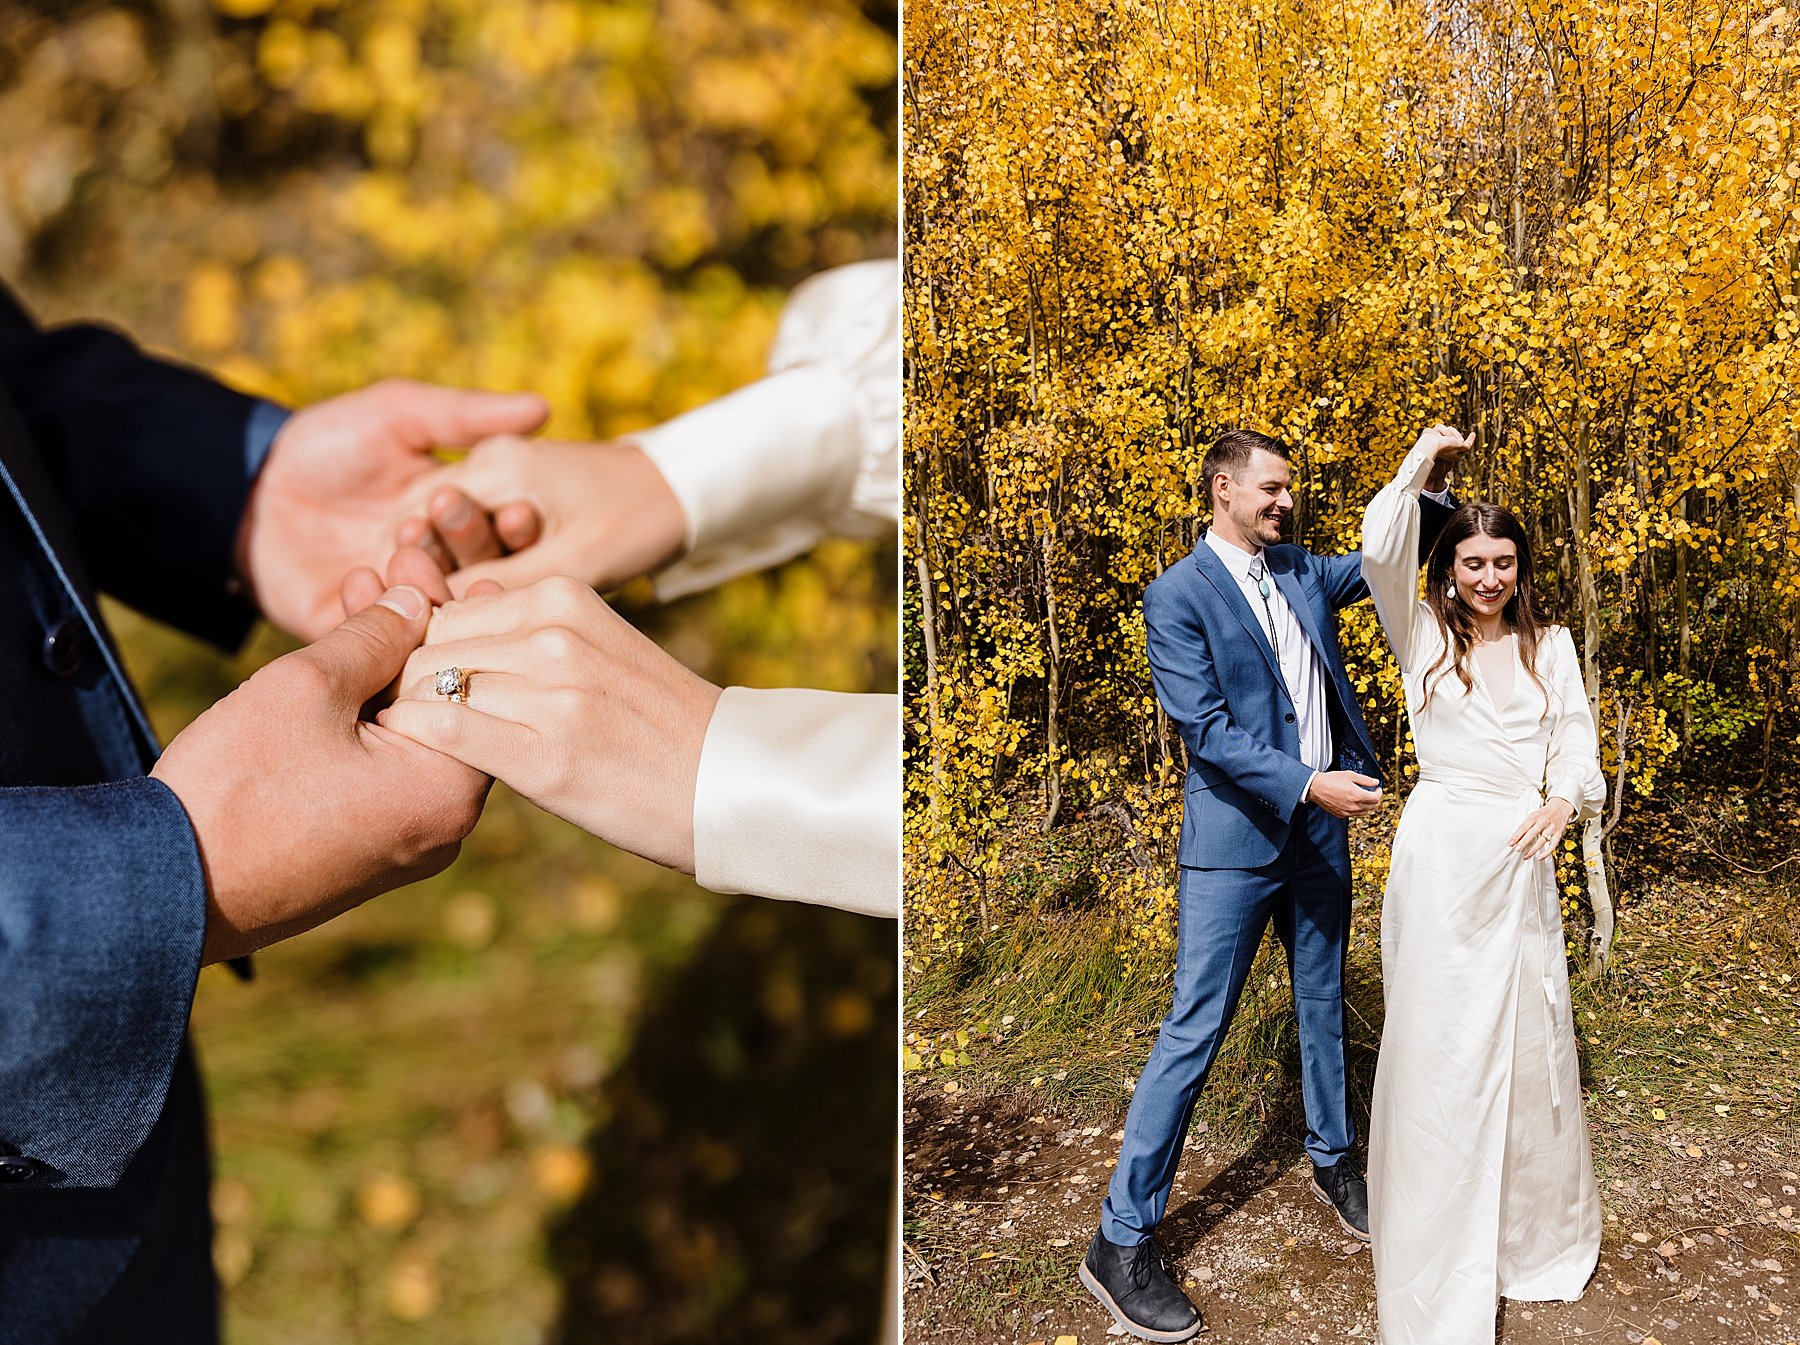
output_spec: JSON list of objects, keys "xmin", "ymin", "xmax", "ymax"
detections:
[
  {"xmin": 0, "ymin": 1154, "xmax": 39, "ymax": 1181},
  {"xmin": 1284, "ymin": 712, "xmax": 1296, "ymax": 723},
  {"xmin": 42, "ymin": 614, "xmax": 89, "ymax": 678}
]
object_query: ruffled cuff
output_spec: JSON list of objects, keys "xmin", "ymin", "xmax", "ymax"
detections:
[
  {"xmin": 635, "ymin": 366, "xmax": 866, "ymax": 600},
  {"xmin": 1545, "ymin": 776, "xmax": 1602, "ymax": 823},
  {"xmin": 633, "ymin": 259, "xmax": 898, "ymax": 600}
]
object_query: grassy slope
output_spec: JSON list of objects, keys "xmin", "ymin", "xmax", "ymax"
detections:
[{"xmin": 905, "ymin": 775, "xmax": 1800, "ymax": 1171}]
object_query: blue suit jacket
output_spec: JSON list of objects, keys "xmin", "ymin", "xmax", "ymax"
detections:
[
  {"xmin": 1147, "ymin": 510, "xmax": 1451, "ymax": 872},
  {"xmin": 0, "ymin": 283, "xmax": 286, "ymax": 1342}
]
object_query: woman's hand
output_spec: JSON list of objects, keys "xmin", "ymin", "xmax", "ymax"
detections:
[
  {"xmin": 392, "ymin": 436, "xmax": 689, "ymax": 596},
  {"xmin": 1508, "ymin": 797, "xmax": 1576, "ymax": 861},
  {"xmin": 376, "ymin": 576, "xmax": 723, "ymax": 874},
  {"xmin": 1415, "ymin": 424, "xmax": 1474, "ymax": 494}
]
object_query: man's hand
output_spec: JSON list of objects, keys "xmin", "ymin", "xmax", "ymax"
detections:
[
  {"xmin": 150, "ymin": 584, "xmax": 491, "ymax": 964},
  {"xmin": 1416, "ymin": 423, "xmax": 1474, "ymax": 494},
  {"xmin": 389, "ymin": 435, "xmax": 688, "ymax": 596},
  {"xmin": 236, "ymin": 379, "xmax": 549, "ymax": 641},
  {"xmin": 1306, "ymin": 771, "xmax": 1383, "ymax": 819}
]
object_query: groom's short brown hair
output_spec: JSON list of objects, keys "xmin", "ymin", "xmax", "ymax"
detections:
[{"xmin": 1202, "ymin": 429, "xmax": 1290, "ymax": 506}]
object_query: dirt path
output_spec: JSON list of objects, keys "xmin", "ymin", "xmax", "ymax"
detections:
[{"xmin": 905, "ymin": 1088, "xmax": 1800, "ymax": 1344}]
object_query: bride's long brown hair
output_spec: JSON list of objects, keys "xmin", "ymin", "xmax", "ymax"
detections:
[{"xmin": 1421, "ymin": 503, "xmax": 1553, "ymax": 710}]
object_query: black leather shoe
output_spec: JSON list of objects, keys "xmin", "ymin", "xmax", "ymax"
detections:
[
  {"xmin": 1077, "ymin": 1229, "xmax": 1203, "ymax": 1341},
  {"xmin": 1311, "ymin": 1157, "xmax": 1370, "ymax": 1242}
]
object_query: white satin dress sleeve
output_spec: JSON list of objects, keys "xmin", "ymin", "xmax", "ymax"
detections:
[
  {"xmin": 693, "ymin": 688, "xmax": 899, "ymax": 918},
  {"xmin": 630, "ymin": 259, "xmax": 899, "ymax": 602},
  {"xmin": 1358, "ymin": 435, "xmax": 1440, "ymax": 675},
  {"xmin": 1543, "ymin": 626, "xmax": 1608, "ymax": 821}
]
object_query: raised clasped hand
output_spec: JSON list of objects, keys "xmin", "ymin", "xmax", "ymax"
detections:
[
  {"xmin": 387, "ymin": 434, "xmax": 689, "ymax": 597},
  {"xmin": 1416, "ymin": 424, "xmax": 1474, "ymax": 458},
  {"xmin": 1413, "ymin": 424, "xmax": 1473, "ymax": 494},
  {"xmin": 236, "ymin": 378, "xmax": 550, "ymax": 642}
]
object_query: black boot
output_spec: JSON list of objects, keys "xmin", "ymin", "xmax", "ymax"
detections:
[
  {"xmin": 1311, "ymin": 1157, "xmax": 1370, "ymax": 1242},
  {"xmin": 1077, "ymin": 1229, "xmax": 1203, "ymax": 1342}
]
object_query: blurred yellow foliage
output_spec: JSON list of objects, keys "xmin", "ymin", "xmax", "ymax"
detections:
[
  {"xmin": 213, "ymin": 1228, "xmax": 256, "ymax": 1288},
  {"xmin": 384, "ymin": 1254, "xmax": 442, "ymax": 1320},
  {"xmin": 357, "ymin": 1173, "xmax": 423, "ymax": 1231},
  {"xmin": 182, "ymin": 264, "xmax": 245, "ymax": 353},
  {"xmin": 530, "ymin": 1141, "xmax": 593, "ymax": 1204}
]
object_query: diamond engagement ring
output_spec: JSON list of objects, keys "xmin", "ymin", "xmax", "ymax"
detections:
[{"xmin": 434, "ymin": 667, "xmax": 469, "ymax": 703}]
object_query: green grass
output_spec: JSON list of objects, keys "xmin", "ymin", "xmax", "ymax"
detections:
[
  {"xmin": 939, "ymin": 1243, "xmax": 1084, "ymax": 1331},
  {"xmin": 907, "ymin": 784, "xmax": 1800, "ymax": 1166},
  {"xmin": 907, "ymin": 901, "xmax": 1344, "ymax": 1153}
]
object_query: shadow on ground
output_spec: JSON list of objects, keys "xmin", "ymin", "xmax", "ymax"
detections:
[
  {"xmin": 1160, "ymin": 1101, "xmax": 1308, "ymax": 1256},
  {"xmin": 550, "ymin": 897, "xmax": 897, "ymax": 1344},
  {"xmin": 906, "ymin": 1085, "xmax": 1800, "ymax": 1344}
]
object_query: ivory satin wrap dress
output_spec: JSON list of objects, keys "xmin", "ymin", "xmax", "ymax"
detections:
[{"xmin": 1360, "ymin": 442, "xmax": 1608, "ymax": 1343}]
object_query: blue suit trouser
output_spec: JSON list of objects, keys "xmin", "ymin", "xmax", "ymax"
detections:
[{"xmin": 1101, "ymin": 802, "xmax": 1353, "ymax": 1245}]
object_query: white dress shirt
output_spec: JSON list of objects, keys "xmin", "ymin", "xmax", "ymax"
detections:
[
  {"xmin": 626, "ymin": 262, "xmax": 900, "ymax": 919},
  {"xmin": 1204, "ymin": 529, "xmax": 1333, "ymax": 802}
]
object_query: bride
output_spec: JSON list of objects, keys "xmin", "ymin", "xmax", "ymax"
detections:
[{"xmin": 1360, "ymin": 426, "xmax": 1608, "ymax": 1343}]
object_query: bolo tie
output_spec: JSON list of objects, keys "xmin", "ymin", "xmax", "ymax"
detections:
[{"xmin": 1248, "ymin": 556, "xmax": 1280, "ymax": 664}]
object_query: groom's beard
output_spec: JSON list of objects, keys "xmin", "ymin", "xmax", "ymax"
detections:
[{"xmin": 1228, "ymin": 504, "xmax": 1286, "ymax": 548}]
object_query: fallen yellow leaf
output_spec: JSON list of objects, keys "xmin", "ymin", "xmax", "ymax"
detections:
[
  {"xmin": 357, "ymin": 1174, "xmax": 420, "ymax": 1232},
  {"xmin": 531, "ymin": 1143, "xmax": 591, "ymax": 1204},
  {"xmin": 386, "ymin": 1255, "xmax": 440, "ymax": 1321}
]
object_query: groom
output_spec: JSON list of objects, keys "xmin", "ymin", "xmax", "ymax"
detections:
[
  {"xmin": 0, "ymin": 277, "xmax": 553, "ymax": 1341},
  {"xmin": 1079, "ymin": 429, "xmax": 1456, "ymax": 1340}
]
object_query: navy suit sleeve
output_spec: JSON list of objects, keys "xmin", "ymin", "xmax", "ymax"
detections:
[
  {"xmin": 1318, "ymin": 491, "xmax": 1460, "ymax": 609},
  {"xmin": 0, "ymin": 283, "xmax": 280, "ymax": 649},
  {"xmin": 0, "ymin": 779, "xmax": 206, "ymax": 1188},
  {"xmin": 1145, "ymin": 578, "xmax": 1314, "ymax": 823}
]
